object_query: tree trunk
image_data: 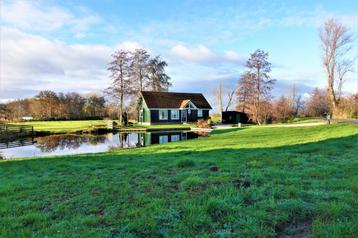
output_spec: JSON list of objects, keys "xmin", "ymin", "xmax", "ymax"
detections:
[
  {"xmin": 256, "ymin": 67, "xmax": 261, "ymax": 125},
  {"xmin": 119, "ymin": 65, "xmax": 124, "ymax": 126},
  {"xmin": 217, "ymin": 84, "xmax": 223, "ymax": 117}
]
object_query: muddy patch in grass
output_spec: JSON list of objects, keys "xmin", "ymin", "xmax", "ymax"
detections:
[
  {"xmin": 276, "ymin": 220, "xmax": 311, "ymax": 238},
  {"xmin": 177, "ymin": 159, "xmax": 195, "ymax": 168},
  {"xmin": 232, "ymin": 177, "xmax": 251, "ymax": 189},
  {"xmin": 209, "ymin": 166, "xmax": 219, "ymax": 172},
  {"xmin": 147, "ymin": 175, "xmax": 156, "ymax": 179}
]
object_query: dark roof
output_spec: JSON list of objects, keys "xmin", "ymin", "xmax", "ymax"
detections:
[{"xmin": 141, "ymin": 91, "xmax": 212, "ymax": 109}]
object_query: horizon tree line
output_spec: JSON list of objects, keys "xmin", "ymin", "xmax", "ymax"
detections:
[{"xmin": 0, "ymin": 91, "xmax": 107, "ymax": 121}]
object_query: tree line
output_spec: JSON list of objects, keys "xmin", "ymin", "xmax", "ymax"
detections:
[
  {"xmin": 217, "ymin": 18, "xmax": 357, "ymax": 124},
  {"xmin": 0, "ymin": 91, "xmax": 108, "ymax": 121}
]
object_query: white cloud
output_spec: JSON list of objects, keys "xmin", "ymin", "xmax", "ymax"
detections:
[
  {"xmin": 280, "ymin": 7, "xmax": 357, "ymax": 28},
  {"xmin": 0, "ymin": 27, "xmax": 113, "ymax": 99},
  {"xmin": 1, "ymin": 0, "xmax": 101, "ymax": 36},
  {"xmin": 115, "ymin": 41, "xmax": 143, "ymax": 52},
  {"xmin": 171, "ymin": 44, "xmax": 216, "ymax": 63},
  {"xmin": 170, "ymin": 44, "xmax": 244, "ymax": 65}
]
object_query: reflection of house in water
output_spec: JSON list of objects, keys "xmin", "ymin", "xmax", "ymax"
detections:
[{"xmin": 137, "ymin": 131, "xmax": 201, "ymax": 147}]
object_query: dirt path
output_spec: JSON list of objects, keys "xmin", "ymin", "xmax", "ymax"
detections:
[
  {"xmin": 264, "ymin": 122, "xmax": 326, "ymax": 127},
  {"xmin": 337, "ymin": 120, "xmax": 358, "ymax": 124}
]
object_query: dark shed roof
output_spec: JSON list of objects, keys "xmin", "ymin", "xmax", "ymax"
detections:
[{"xmin": 141, "ymin": 91, "xmax": 212, "ymax": 109}]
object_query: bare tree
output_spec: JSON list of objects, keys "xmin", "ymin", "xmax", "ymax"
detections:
[
  {"xmin": 336, "ymin": 60, "xmax": 353, "ymax": 100},
  {"xmin": 289, "ymin": 84, "xmax": 304, "ymax": 116},
  {"xmin": 320, "ymin": 18, "xmax": 353, "ymax": 116},
  {"xmin": 35, "ymin": 91, "xmax": 60, "ymax": 119},
  {"xmin": 106, "ymin": 50, "xmax": 131, "ymax": 125},
  {"xmin": 306, "ymin": 88, "xmax": 330, "ymax": 117},
  {"xmin": 147, "ymin": 56, "xmax": 172, "ymax": 92},
  {"xmin": 130, "ymin": 49, "xmax": 150, "ymax": 93},
  {"xmin": 238, "ymin": 49, "xmax": 275, "ymax": 125},
  {"xmin": 216, "ymin": 83, "xmax": 223, "ymax": 116},
  {"xmin": 224, "ymin": 90, "xmax": 235, "ymax": 111},
  {"xmin": 236, "ymin": 72, "xmax": 254, "ymax": 113}
]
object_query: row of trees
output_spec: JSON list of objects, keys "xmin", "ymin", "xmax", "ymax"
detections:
[
  {"xmin": 1, "ymin": 91, "xmax": 107, "ymax": 121},
  {"xmin": 106, "ymin": 48, "xmax": 171, "ymax": 125},
  {"xmin": 272, "ymin": 88, "xmax": 357, "ymax": 123},
  {"xmin": 216, "ymin": 18, "xmax": 356, "ymax": 124}
]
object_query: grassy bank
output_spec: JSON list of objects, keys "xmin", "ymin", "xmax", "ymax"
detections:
[
  {"xmin": 13, "ymin": 120, "xmax": 193, "ymax": 134},
  {"xmin": 1, "ymin": 124, "xmax": 358, "ymax": 237},
  {"xmin": 13, "ymin": 120, "xmax": 110, "ymax": 134}
]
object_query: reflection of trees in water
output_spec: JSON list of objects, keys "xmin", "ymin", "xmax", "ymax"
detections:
[
  {"xmin": 35, "ymin": 134, "xmax": 106, "ymax": 152},
  {"xmin": 109, "ymin": 133, "xmax": 144, "ymax": 150},
  {"xmin": 116, "ymin": 133, "xmax": 137, "ymax": 148}
]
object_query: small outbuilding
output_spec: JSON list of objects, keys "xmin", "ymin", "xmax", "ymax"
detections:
[{"xmin": 222, "ymin": 111, "xmax": 249, "ymax": 124}]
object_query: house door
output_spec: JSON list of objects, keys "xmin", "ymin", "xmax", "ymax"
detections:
[{"xmin": 181, "ymin": 110, "xmax": 187, "ymax": 123}]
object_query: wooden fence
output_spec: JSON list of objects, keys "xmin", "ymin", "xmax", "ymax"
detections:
[
  {"xmin": 0, "ymin": 137, "xmax": 35, "ymax": 150},
  {"xmin": 0, "ymin": 124, "xmax": 34, "ymax": 149}
]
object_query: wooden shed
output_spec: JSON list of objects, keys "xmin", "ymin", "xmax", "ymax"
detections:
[{"xmin": 222, "ymin": 111, "xmax": 249, "ymax": 124}]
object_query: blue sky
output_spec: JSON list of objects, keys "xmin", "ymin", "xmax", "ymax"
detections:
[{"xmin": 1, "ymin": 0, "xmax": 357, "ymax": 109}]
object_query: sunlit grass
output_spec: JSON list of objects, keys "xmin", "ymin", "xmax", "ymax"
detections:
[{"xmin": 1, "ymin": 124, "xmax": 358, "ymax": 237}]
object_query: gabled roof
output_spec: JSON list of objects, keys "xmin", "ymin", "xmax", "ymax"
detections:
[
  {"xmin": 179, "ymin": 99, "xmax": 191, "ymax": 109},
  {"xmin": 141, "ymin": 91, "xmax": 212, "ymax": 109}
]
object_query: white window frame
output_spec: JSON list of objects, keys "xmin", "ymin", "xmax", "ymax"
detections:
[
  {"xmin": 171, "ymin": 110, "xmax": 180, "ymax": 120},
  {"xmin": 159, "ymin": 110, "xmax": 168, "ymax": 120},
  {"xmin": 198, "ymin": 109, "xmax": 203, "ymax": 117}
]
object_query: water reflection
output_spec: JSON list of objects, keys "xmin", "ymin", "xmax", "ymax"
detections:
[
  {"xmin": 0, "ymin": 131, "xmax": 208, "ymax": 159},
  {"xmin": 35, "ymin": 134, "xmax": 106, "ymax": 152}
]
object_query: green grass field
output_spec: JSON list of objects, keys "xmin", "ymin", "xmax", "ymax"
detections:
[
  {"xmin": 13, "ymin": 120, "xmax": 110, "ymax": 133},
  {"xmin": 1, "ymin": 124, "xmax": 358, "ymax": 237}
]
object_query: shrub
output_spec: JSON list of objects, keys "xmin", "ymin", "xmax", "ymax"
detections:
[{"xmin": 197, "ymin": 119, "xmax": 211, "ymax": 128}]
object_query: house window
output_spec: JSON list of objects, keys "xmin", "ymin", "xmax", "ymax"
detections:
[
  {"xmin": 171, "ymin": 135, "xmax": 180, "ymax": 142},
  {"xmin": 198, "ymin": 109, "xmax": 203, "ymax": 117},
  {"xmin": 159, "ymin": 110, "xmax": 168, "ymax": 120},
  {"xmin": 159, "ymin": 135, "xmax": 168, "ymax": 144},
  {"xmin": 171, "ymin": 110, "xmax": 180, "ymax": 120}
]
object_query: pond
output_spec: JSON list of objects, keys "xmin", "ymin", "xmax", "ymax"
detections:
[{"xmin": 0, "ymin": 131, "xmax": 209, "ymax": 159}]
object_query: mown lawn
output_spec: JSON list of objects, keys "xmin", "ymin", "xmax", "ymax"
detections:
[
  {"xmin": 1, "ymin": 124, "xmax": 358, "ymax": 237},
  {"xmin": 13, "ymin": 120, "xmax": 110, "ymax": 134}
]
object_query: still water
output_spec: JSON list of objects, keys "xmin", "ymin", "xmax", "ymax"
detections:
[{"xmin": 0, "ymin": 131, "xmax": 208, "ymax": 159}]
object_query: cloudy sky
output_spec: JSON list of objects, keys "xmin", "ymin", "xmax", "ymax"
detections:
[{"xmin": 0, "ymin": 0, "xmax": 357, "ymax": 109}]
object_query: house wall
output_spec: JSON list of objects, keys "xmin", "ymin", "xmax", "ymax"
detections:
[
  {"xmin": 149, "ymin": 109, "xmax": 210, "ymax": 123},
  {"xmin": 150, "ymin": 109, "xmax": 182, "ymax": 123},
  {"xmin": 202, "ymin": 110, "xmax": 209, "ymax": 119},
  {"xmin": 138, "ymin": 102, "xmax": 151, "ymax": 124},
  {"xmin": 143, "ymin": 107, "xmax": 151, "ymax": 123},
  {"xmin": 187, "ymin": 109, "xmax": 197, "ymax": 122}
]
